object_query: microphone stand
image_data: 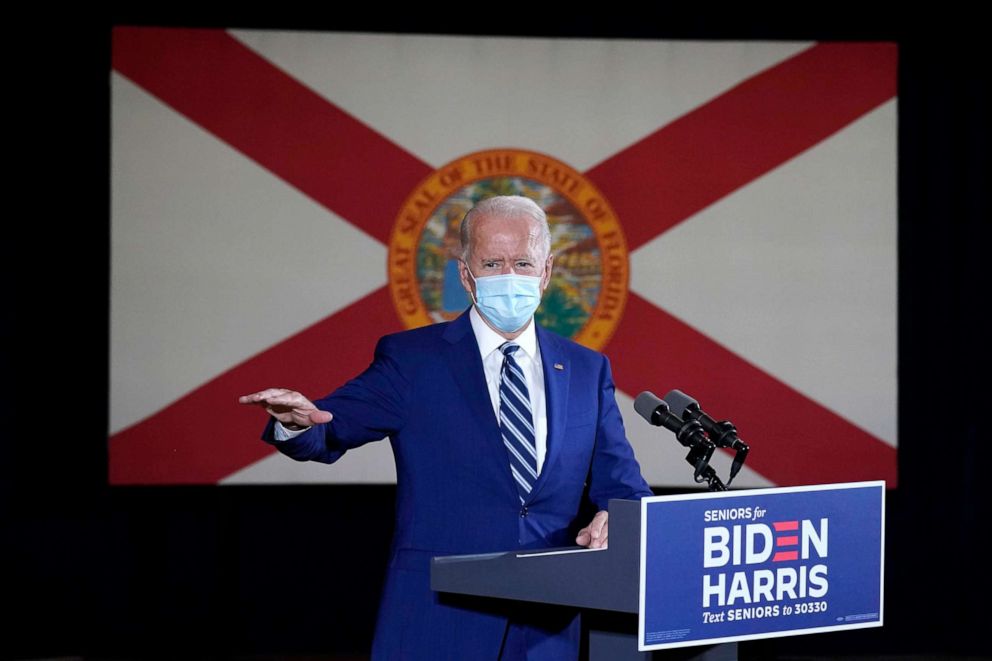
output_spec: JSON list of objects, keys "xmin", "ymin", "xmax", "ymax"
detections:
[
  {"xmin": 683, "ymin": 442, "xmax": 726, "ymax": 491},
  {"xmin": 693, "ymin": 462, "xmax": 727, "ymax": 491},
  {"xmin": 676, "ymin": 420, "xmax": 727, "ymax": 491},
  {"xmin": 708, "ymin": 420, "xmax": 749, "ymax": 487}
]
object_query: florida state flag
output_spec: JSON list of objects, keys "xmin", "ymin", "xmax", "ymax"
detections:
[{"xmin": 110, "ymin": 29, "xmax": 896, "ymax": 487}]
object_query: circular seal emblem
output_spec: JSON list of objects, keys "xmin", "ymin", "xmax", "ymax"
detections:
[{"xmin": 388, "ymin": 148, "xmax": 629, "ymax": 350}]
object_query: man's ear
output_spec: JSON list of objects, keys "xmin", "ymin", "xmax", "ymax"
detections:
[
  {"xmin": 541, "ymin": 254, "xmax": 554, "ymax": 291},
  {"xmin": 458, "ymin": 258, "xmax": 475, "ymax": 297}
]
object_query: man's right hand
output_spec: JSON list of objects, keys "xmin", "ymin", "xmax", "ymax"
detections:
[{"xmin": 238, "ymin": 388, "xmax": 333, "ymax": 430}]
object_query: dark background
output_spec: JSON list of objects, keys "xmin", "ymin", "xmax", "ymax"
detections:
[{"xmin": 5, "ymin": 8, "xmax": 988, "ymax": 660}]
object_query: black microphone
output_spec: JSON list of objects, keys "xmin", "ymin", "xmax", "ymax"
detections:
[
  {"xmin": 635, "ymin": 391, "xmax": 719, "ymax": 484},
  {"xmin": 663, "ymin": 389, "xmax": 750, "ymax": 481},
  {"xmin": 634, "ymin": 392, "xmax": 710, "ymax": 449},
  {"xmin": 663, "ymin": 390, "xmax": 742, "ymax": 448}
]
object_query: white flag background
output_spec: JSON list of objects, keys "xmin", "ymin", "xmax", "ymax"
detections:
[{"xmin": 110, "ymin": 28, "xmax": 896, "ymax": 488}]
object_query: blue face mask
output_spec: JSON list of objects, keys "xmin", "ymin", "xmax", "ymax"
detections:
[{"xmin": 465, "ymin": 266, "xmax": 544, "ymax": 333}]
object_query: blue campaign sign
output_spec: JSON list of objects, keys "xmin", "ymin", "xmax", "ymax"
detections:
[{"xmin": 638, "ymin": 481, "xmax": 884, "ymax": 651}]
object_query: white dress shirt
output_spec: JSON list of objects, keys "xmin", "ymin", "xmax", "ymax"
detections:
[
  {"xmin": 469, "ymin": 305, "xmax": 547, "ymax": 475},
  {"xmin": 273, "ymin": 306, "xmax": 548, "ymax": 475}
]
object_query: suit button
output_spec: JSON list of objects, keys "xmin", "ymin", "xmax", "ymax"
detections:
[{"xmin": 520, "ymin": 506, "xmax": 528, "ymax": 518}]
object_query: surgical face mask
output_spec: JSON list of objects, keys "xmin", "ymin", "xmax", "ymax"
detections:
[{"xmin": 464, "ymin": 264, "xmax": 544, "ymax": 333}]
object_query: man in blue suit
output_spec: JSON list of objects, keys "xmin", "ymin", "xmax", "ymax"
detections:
[{"xmin": 240, "ymin": 195, "xmax": 653, "ymax": 660}]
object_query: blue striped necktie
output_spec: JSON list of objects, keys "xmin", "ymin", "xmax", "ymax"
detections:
[{"xmin": 499, "ymin": 342, "xmax": 538, "ymax": 501}]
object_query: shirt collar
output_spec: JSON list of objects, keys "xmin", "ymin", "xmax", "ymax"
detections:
[{"xmin": 469, "ymin": 305, "xmax": 538, "ymax": 361}]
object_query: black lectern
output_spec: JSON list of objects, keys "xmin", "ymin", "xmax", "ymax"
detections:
[{"xmin": 431, "ymin": 499, "xmax": 735, "ymax": 660}]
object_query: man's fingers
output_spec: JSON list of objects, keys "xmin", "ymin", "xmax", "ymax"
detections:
[
  {"xmin": 588, "ymin": 519, "xmax": 608, "ymax": 549},
  {"xmin": 588, "ymin": 511, "xmax": 609, "ymax": 538},
  {"xmin": 238, "ymin": 388, "xmax": 290, "ymax": 404},
  {"xmin": 263, "ymin": 394, "xmax": 309, "ymax": 408},
  {"xmin": 576, "ymin": 511, "xmax": 609, "ymax": 548},
  {"xmin": 590, "ymin": 520, "xmax": 609, "ymax": 549},
  {"xmin": 238, "ymin": 390, "xmax": 310, "ymax": 409},
  {"xmin": 239, "ymin": 389, "xmax": 331, "ymax": 425},
  {"xmin": 309, "ymin": 410, "xmax": 333, "ymax": 424}
]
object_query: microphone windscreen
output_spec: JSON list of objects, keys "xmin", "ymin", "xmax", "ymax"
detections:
[
  {"xmin": 634, "ymin": 391, "xmax": 665, "ymax": 424},
  {"xmin": 663, "ymin": 389, "xmax": 698, "ymax": 418}
]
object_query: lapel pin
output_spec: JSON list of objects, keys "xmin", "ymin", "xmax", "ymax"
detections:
[{"xmin": 554, "ymin": 363, "xmax": 564, "ymax": 371}]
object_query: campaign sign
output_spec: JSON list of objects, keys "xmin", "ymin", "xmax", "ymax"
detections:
[{"xmin": 639, "ymin": 481, "xmax": 884, "ymax": 651}]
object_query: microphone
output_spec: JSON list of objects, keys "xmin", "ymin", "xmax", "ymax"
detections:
[
  {"xmin": 663, "ymin": 390, "xmax": 745, "ymax": 449},
  {"xmin": 633, "ymin": 392, "xmax": 711, "ymax": 449},
  {"xmin": 634, "ymin": 391, "xmax": 721, "ymax": 487},
  {"xmin": 663, "ymin": 389, "xmax": 750, "ymax": 482},
  {"xmin": 634, "ymin": 391, "xmax": 681, "ymax": 431}
]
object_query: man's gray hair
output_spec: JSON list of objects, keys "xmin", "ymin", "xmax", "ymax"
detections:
[{"xmin": 460, "ymin": 195, "xmax": 552, "ymax": 260}]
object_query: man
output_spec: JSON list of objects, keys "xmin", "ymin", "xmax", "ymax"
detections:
[{"xmin": 240, "ymin": 195, "xmax": 653, "ymax": 660}]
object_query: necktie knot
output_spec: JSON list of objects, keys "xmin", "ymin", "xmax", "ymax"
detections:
[{"xmin": 500, "ymin": 342, "xmax": 521, "ymax": 358}]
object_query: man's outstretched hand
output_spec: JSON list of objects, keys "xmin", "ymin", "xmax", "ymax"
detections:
[
  {"xmin": 238, "ymin": 388, "xmax": 333, "ymax": 430},
  {"xmin": 576, "ymin": 510, "xmax": 608, "ymax": 549}
]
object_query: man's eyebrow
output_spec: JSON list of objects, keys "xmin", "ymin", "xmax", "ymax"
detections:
[{"xmin": 476, "ymin": 253, "xmax": 538, "ymax": 262}]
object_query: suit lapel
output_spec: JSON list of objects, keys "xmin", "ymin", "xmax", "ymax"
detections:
[
  {"xmin": 527, "ymin": 324, "xmax": 569, "ymax": 503},
  {"xmin": 442, "ymin": 311, "xmax": 517, "ymax": 496}
]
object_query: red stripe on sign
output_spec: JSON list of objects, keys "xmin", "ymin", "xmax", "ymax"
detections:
[
  {"xmin": 773, "ymin": 551, "xmax": 799, "ymax": 562},
  {"xmin": 586, "ymin": 42, "xmax": 897, "ymax": 251},
  {"xmin": 111, "ymin": 27, "xmax": 432, "ymax": 245},
  {"xmin": 774, "ymin": 521, "xmax": 800, "ymax": 531},
  {"xmin": 109, "ymin": 287, "xmax": 405, "ymax": 484},
  {"xmin": 776, "ymin": 536, "xmax": 799, "ymax": 546},
  {"xmin": 606, "ymin": 294, "xmax": 898, "ymax": 486}
]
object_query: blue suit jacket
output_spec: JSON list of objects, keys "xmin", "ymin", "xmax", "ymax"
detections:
[{"xmin": 263, "ymin": 309, "xmax": 652, "ymax": 660}]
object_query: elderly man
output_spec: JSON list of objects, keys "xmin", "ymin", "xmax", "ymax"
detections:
[{"xmin": 240, "ymin": 195, "xmax": 652, "ymax": 660}]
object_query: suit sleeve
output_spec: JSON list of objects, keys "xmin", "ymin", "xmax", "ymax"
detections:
[
  {"xmin": 587, "ymin": 354, "xmax": 654, "ymax": 510},
  {"xmin": 260, "ymin": 334, "xmax": 410, "ymax": 464}
]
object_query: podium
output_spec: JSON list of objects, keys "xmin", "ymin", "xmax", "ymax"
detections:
[
  {"xmin": 432, "ymin": 482, "xmax": 884, "ymax": 660},
  {"xmin": 431, "ymin": 498, "xmax": 732, "ymax": 660}
]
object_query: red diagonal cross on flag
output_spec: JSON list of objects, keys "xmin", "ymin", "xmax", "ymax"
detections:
[{"xmin": 109, "ymin": 28, "xmax": 897, "ymax": 486}]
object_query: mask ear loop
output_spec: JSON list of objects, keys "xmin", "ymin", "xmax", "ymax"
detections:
[
  {"xmin": 541, "ymin": 254, "xmax": 553, "ymax": 292},
  {"xmin": 461, "ymin": 259, "xmax": 480, "ymax": 307}
]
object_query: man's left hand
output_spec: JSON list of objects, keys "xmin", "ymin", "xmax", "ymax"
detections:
[{"xmin": 576, "ymin": 510, "xmax": 608, "ymax": 549}]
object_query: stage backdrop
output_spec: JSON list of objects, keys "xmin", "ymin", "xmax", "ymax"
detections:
[{"xmin": 109, "ymin": 29, "xmax": 896, "ymax": 488}]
